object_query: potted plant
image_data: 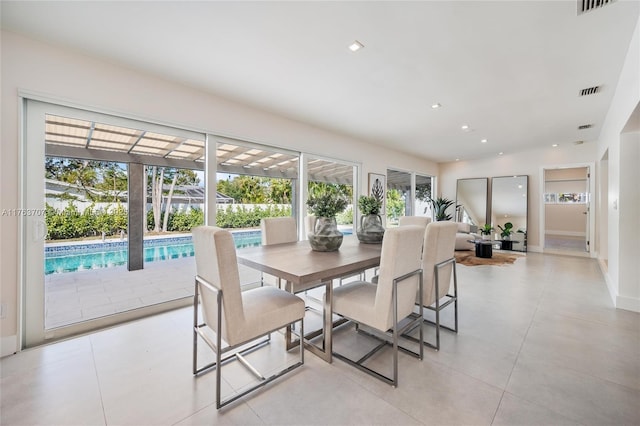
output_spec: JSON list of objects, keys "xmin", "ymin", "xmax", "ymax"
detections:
[
  {"xmin": 356, "ymin": 195, "xmax": 385, "ymax": 243},
  {"xmin": 479, "ymin": 224, "xmax": 494, "ymax": 240},
  {"xmin": 427, "ymin": 196, "xmax": 455, "ymax": 221},
  {"xmin": 306, "ymin": 193, "xmax": 348, "ymax": 251},
  {"xmin": 498, "ymin": 222, "xmax": 514, "ymax": 250}
]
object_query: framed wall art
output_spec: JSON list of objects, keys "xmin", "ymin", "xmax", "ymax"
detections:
[{"xmin": 368, "ymin": 173, "xmax": 386, "ymax": 214}]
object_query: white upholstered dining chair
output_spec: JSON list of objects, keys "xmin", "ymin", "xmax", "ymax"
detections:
[
  {"xmin": 261, "ymin": 216, "xmax": 298, "ymax": 246},
  {"xmin": 409, "ymin": 221, "xmax": 458, "ymax": 350},
  {"xmin": 192, "ymin": 226, "xmax": 305, "ymax": 409},
  {"xmin": 260, "ymin": 217, "xmax": 298, "ymax": 286},
  {"xmin": 398, "ymin": 215, "xmax": 432, "ymax": 228},
  {"xmin": 331, "ymin": 225, "xmax": 425, "ymax": 387},
  {"xmin": 369, "ymin": 216, "xmax": 431, "ymax": 283}
]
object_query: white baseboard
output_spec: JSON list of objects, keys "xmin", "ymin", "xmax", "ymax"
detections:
[
  {"xmin": 527, "ymin": 245, "xmax": 543, "ymax": 253},
  {"xmin": 599, "ymin": 261, "xmax": 640, "ymax": 312},
  {"xmin": 616, "ymin": 295, "xmax": 640, "ymax": 313},
  {"xmin": 599, "ymin": 261, "xmax": 618, "ymax": 307},
  {"xmin": 1, "ymin": 335, "xmax": 18, "ymax": 358},
  {"xmin": 545, "ymin": 231, "xmax": 586, "ymax": 237}
]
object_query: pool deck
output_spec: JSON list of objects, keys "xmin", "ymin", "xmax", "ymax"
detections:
[
  {"xmin": 45, "ymin": 256, "xmax": 262, "ymax": 329},
  {"xmin": 43, "ymin": 227, "xmax": 354, "ymax": 329}
]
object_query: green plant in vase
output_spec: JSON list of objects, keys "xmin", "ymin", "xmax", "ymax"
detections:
[
  {"xmin": 306, "ymin": 193, "xmax": 348, "ymax": 251},
  {"xmin": 358, "ymin": 195, "xmax": 381, "ymax": 216},
  {"xmin": 498, "ymin": 222, "xmax": 514, "ymax": 240},
  {"xmin": 357, "ymin": 195, "xmax": 384, "ymax": 244},
  {"xmin": 498, "ymin": 221, "xmax": 515, "ymax": 250},
  {"xmin": 480, "ymin": 224, "xmax": 494, "ymax": 240}
]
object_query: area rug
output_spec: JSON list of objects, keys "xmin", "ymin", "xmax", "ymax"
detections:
[{"xmin": 454, "ymin": 251, "xmax": 522, "ymax": 267}]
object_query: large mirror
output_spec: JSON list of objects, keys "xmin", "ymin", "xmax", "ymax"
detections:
[
  {"xmin": 491, "ymin": 175, "xmax": 528, "ymax": 252},
  {"xmin": 455, "ymin": 178, "xmax": 488, "ymax": 227}
]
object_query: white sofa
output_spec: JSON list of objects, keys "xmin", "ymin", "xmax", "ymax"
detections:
[{"xmin": 455, "ymin": 222, "xmax": 478, "ymax": 251}]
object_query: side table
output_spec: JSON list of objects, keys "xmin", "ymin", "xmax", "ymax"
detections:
[{"xmin": 468, "ymin": 239, "xmax": 496, "ymax": 258}]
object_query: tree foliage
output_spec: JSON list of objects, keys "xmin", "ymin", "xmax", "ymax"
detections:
[
  {"xmin": 216, "ymin": 175, "xmax": 293, "ymax": 204},
  {"xmin": 148, "ymin": 167, "xmax": 201, "ymax": 233},
  {"xmin": 45, "ymin": 157, "xmax": 127, "ymax": 202},
  {"xmin": 386, "ymin": 189, "xmax": 405, "ymax": 219},
  {"xmin": 308, "ymin": 181, "xmax": 352, "ymax": 200}
]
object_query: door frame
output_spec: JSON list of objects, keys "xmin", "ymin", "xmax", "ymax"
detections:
[{"xmin": 539, "ymin": 162, "xmax": 596, "ymax": 257}]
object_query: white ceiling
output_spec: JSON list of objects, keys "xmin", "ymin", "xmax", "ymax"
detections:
[{"xmin": 2, "ymin": 1, "xmax": 639, "ymax": 163}]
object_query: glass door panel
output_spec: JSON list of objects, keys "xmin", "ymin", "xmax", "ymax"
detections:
[
  {"xmin": 415, "ymin": 174, "xmax": 433, "ymax": 218},
  {"xmin": 23, "ymin": 100, "xmax": 205, "ymax": 347},
  {"xmin": 386, "ymin": 169, "xmax": 412, "ymax": 227}
]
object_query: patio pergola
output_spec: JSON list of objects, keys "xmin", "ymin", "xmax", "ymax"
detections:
[{"xmin": 43, "ymin": 113, "xmax": 358, "ymax": 271}]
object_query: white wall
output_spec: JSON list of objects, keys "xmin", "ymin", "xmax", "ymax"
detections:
[
  {"xmin": 596, "ymin": 13, "xmax": 640, "ymax": 312},
  {"xmin": 618, "ymin": 131, "xmax": 639, "ymax": 309},
  {"xmin": 440, "ymin": 143, "xmax": 597, "ymax": 252},
  {"xmin": 0, "ymin": 31, "xmax": 438, "ymax": 355}
]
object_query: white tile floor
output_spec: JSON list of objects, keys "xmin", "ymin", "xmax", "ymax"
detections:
[{"xmin": 3, "ymin": 252, "xmax": 639, "ymax": 425}]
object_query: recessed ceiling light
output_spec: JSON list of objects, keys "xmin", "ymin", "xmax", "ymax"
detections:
[
  {"xmin": 552, "ymin": 143, "xmax": 559, "ymax": 147},
  {"xmin": 431, "ymin": 103, "xmax": 442, "ymax": 109},
  {"xmin": 481, "ymin": 139, "xmax": 488, "ymax": 143},
  {"xmin": 455, "ymin": 158, "xmax": 460, "ymax": 161},
  {"xmin": 498, "ymin": 152, "xmax": 504, "ymax": 155},
  {"xmin": 518, "ymin": 184, "xmax": 523, "ymax": 189},
  {"xmin": 461, "ymin": 124, "xmax": 469, "ymax": 130},
  {"xmin": 348, "ymin": 40, "xmax": 364, "ymax": 52}
]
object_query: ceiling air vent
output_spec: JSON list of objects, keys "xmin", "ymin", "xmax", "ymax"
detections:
[
  {"xmin": 578, "ymin": 124, "xmax": 594, "ymax": 130},
  {"xmin": 578, "ymin": 0, "xmax": 615, "ymax": 15},
  {"xmin": 579, "ymin": 86, "xmax": 601, "ymax": 96}
]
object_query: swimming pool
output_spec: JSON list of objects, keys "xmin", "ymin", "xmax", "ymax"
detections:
[{"xmin": 44, "ymin": 230, "xmax": 262, "ymax": 275}]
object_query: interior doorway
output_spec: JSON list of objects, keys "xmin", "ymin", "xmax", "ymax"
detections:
[{"xmin": 543, "ymin": 166, "xmax": 591, "ymax": 255}]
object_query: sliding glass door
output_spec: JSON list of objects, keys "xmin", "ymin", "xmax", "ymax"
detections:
[{"xmin": 22, "ymin": 99, "xmax": 206, "ymax": 347}]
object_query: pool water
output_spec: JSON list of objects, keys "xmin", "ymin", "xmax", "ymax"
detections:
[{"xmin": 45, "ymin": 231, "xmax": 262, "ymax": 275}]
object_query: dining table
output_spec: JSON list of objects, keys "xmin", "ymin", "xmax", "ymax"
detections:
[{"xmin": 236, "ymin": 235, "xmax": 382, "ymax": 362}]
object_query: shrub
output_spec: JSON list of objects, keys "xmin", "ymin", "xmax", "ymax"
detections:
[
  {"xmin": 46, "ymin": 202, "xmax": 293, "ymax": 240},
  {"xmin": 336, "ymin": 206, "xmax": 353, "ymax": 225}
]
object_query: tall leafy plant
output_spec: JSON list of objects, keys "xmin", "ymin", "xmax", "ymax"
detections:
[
  {"xmin": 427, "ymin": 197, "xmax": 455, "ymax": 221},
  {"xmin": 498, "ymin": 222, "xmax": 514, "ymax": 239}
]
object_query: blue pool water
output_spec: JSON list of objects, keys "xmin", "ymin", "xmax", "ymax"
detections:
[{"xmin": 44, "ymin": 231, "xmax": 262, "ymax": 275}]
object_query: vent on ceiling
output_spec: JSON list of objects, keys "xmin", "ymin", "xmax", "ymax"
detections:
[
  {"xmin": 578, "ymin": 0, "xmax": 615, "ymax": 15},
  {"xmin": 580, "ymin": 86, "xmax": 601, "ymax": 96},
  {"xmin": 578, "ymin": 124, "xmax": 594, "ymax": 130}
]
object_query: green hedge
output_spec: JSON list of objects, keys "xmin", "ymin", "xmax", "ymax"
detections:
[
  {"xmin": 146, "ymin": 208, "xmax": 204, "ymax": 232},
  {"xmin": 45, "ymin": 202, "xmax": 128, "ymax": 240},
  {"xmin": 45, "ymin": 202, "xmax": 295, "ymax": 240},
  {"xmin": 214, "ymin": 204, "xmax": 291, "ymax": 228}
]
